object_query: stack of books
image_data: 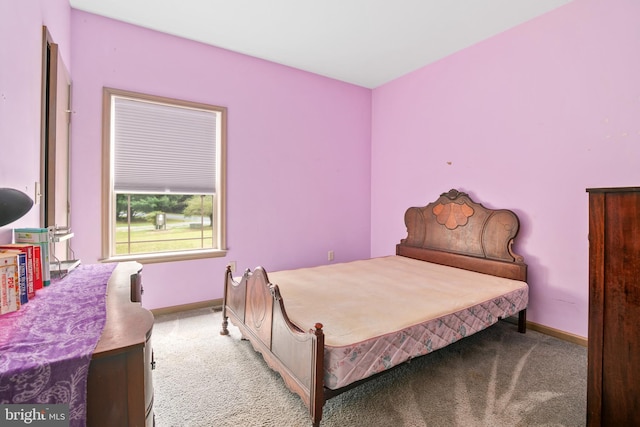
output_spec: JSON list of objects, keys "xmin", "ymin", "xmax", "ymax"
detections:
[
  {"xmin": 0, "ymin": 228, "xmax": 50, "ymax": 316},
  {"xmin": 0, "ymin": 243, "xmax": 44, "ymax": 315},
  {"xmin": 13, "ymin": 228, "xmax": 51, "ymax": 286}
]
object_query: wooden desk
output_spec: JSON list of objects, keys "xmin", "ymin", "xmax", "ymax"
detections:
[{"xmin": 87, "ymin": 262, "xmax": 154, "ymax": 427}]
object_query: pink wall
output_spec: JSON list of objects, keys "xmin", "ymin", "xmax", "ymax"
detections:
[
  {"xmin": 371, "ymin": 0, "xmax": 640, "ymax": 338},
  {"xmin": 5, "ymin": 1, "xmax": 636, "ymax": 336},
  {"xmin": 69, "ymin": 11, "xmax": 372, "ymax": 309},
  {"xmin": 0, "ymin": 0, "xmax": 70, "ymax": 242}
]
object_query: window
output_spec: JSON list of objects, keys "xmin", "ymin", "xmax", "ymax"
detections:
[{"xmin": 102, "ymin": 88, "xmax": 226, "ymax": 263}]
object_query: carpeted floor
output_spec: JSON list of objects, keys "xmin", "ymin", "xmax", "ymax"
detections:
[{"xmin": 152, "ymin": 308, "xmax": 586, "ymax": 427}]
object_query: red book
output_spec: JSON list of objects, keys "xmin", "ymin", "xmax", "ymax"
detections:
[{"xmin": 31, "ymin": 245, "xmax": 43, "ymax": 291}]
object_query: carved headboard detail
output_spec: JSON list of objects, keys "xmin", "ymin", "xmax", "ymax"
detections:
[
  {"xmin": 432, "ymin": 199, "xmax": 475, "ymax": 230},
  {"xmin": 397, "ymin": 189, "xmax": 526, "ymax": 280}
]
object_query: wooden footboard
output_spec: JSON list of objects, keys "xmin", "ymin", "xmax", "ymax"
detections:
[{"xmin": 220, "ymin": 266, "xmax": 326, "ymax": 427}]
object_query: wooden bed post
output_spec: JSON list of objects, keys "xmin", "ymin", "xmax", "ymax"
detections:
[
  {"xmin": 518, "ymin": 309, "xmax": 527, "ymax": 333},
  {"xmin": 310, "ymin": 323, "xmax": 325, "ymax": 427},
  {"xmin": 220, "ymin": 265, "xmax": 231, "ymax": 336}
]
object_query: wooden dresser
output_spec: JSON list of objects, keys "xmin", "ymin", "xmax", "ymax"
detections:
[
  {"xmin": 587, "ymin": 187, "xmax": 640, "ymax": 426},
  {"xmin": 87, "ymin": 262, "xmax": 155, "ymax": 426}
]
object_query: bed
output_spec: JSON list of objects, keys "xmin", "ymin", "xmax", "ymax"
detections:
[{"xmin": 220, "ymin": 189, "xmax": 528, "ymax": 426}]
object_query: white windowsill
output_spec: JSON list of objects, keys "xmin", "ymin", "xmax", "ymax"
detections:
[{"xmin": 101, "ymin": 249, "xmax": 228, "ymax": 265}]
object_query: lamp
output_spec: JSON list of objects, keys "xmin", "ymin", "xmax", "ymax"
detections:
[{"xmin": 0, "ymin": 188, "xmax": 34, "ymax": 227}]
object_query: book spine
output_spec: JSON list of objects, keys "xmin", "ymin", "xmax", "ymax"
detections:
[
  {"xmin": 23, "ymin": 246, "xmax": 34, "ymax": 298},
  {"xmin": 15, "ymin": 253, "xmax": 28, "ymax": 304},
  {"xmin": 6, "ymin": 264, "xmax": 18, "ymax": 312},
  {"xmin": 0, "ymin": 265, "xmax": 7, "ymax": 314},
  {"xmin": 32, "ymin": 245, "xmax": 43, "ymax": 290},
  {"xmin": 0, "ymin": 262, "xmax": 19, "ymax": 314}
]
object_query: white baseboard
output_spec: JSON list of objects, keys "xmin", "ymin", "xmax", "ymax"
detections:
[
  {"xmin": 504, "ymin": 316, "xmax": 587, "ymax": 347},
  {"xmin": 150, "ymin": 298, "xmax": 223, "ymax": 316}
]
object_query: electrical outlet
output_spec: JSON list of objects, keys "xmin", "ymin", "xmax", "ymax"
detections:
[
  {"xmin": 328, "ymin": 250, "xmax": 334, "ymax": 261},
  {"xmin": 228, "ymin": 261, "xmax": 237, "ymax": 272}
]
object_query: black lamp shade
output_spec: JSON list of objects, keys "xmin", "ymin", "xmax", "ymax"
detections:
[{"xmin": 0, "ymin": 188, "xmax": 34, "ymax": 227}]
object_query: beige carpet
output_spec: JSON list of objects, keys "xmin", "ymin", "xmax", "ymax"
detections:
[{"xmin": 152, "ymin": 308, "xmax": 586, "ymax": 427}]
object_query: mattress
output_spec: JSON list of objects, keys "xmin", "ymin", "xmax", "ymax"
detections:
[{"xmin": 269, "ymin": 255, "xmax": 529, "ymax": 389}]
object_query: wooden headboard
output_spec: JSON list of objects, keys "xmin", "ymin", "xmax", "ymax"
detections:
[{"xmin": 396, "ymin": 189, "xmax": 527, "ymax": 281}]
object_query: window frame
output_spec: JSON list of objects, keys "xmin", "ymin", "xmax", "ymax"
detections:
[{"xmin": 101, "ymin": 87, "xmax": 227, "ymax": 264}]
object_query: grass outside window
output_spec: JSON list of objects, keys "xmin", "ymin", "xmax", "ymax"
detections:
[{"xmin": 115, "ymin": 217, "xmax": 213, "ymax": 255}]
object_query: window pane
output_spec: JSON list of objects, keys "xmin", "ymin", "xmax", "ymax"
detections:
[{"xmin": 114, "ymin": 193, "xmax": 215, "ymax": 255}]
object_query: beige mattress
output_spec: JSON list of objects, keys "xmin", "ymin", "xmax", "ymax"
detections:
[{"xmin": 269, "ymin": 255, "xmax": 529, "ymax": 389}]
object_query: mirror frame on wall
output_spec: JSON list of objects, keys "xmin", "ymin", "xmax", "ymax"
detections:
[{"xmin": 41, "ymin": 26, "xmax": 72, "ymax": 259}]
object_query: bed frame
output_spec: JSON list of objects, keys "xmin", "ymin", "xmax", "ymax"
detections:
[{"xmin": 220, "ymin": 189, "xmax": 527, "ymax": 426}]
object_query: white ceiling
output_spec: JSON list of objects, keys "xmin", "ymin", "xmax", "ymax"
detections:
[{"xmin": 69, "ymin": 0, "xmax": 572, "ymax": 88}]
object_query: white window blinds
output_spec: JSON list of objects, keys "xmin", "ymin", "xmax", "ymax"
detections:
[{"xmin": 113, "ymin": 96, "xmax": 218, "ymax": 194}]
